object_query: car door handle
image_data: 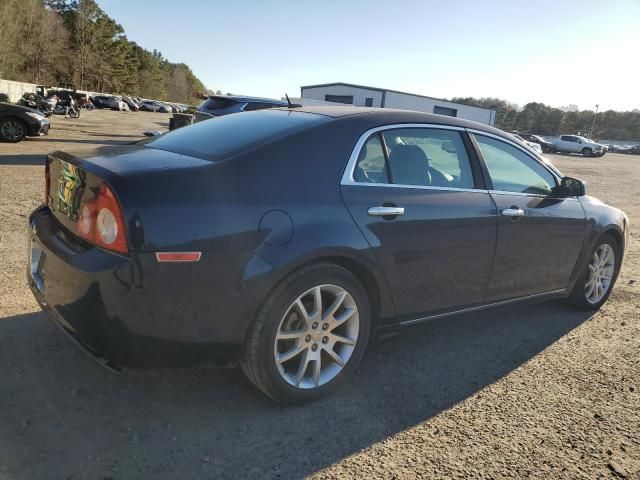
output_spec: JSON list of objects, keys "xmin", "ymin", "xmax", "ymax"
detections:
[
  {"xmin": 368, "ymin": 206, "xmax": 405, "ymax": 216},
  {"xmin": 502, "ymin": 207, "xmax": 525, "ymax": 217}
]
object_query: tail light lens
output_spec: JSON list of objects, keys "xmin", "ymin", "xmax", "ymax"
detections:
[{"xmin": 75, "ymin": 183, "xmax": 128, "ymax": 254}]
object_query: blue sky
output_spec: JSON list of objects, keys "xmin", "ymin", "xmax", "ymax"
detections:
[{"xmin": 99, "ymin": 0, "xmax": 639, "ymax": 111}]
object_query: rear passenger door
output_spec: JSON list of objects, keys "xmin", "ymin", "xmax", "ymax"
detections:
[
  {"xmin": 561, "ymin": 135, "xmax": 579, "ymax": 153},
  {"xmin": 341, "ymin": 125, "xmax": 498, "ymax": 318},
  {"xmin": 471, "ymin": 132, "xmax": 586, "ymax": 301}
]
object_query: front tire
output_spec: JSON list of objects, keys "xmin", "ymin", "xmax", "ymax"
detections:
[
  {"xmin": 582, "ymin": 147, "xmax": 593, "ymax": 157},
  {"xmin": 569, "ymin": 234, "xmax": 621, "ymax": 310},
  {"xmin": 241, "ymin": 263, "xmax": 371, "ymax": 403},
  {"xmin": 0, "ymin": 118, "xmax": 27, "ymax": 142}
]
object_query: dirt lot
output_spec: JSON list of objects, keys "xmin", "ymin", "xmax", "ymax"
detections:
[{"xmin": 0, "ymin": 110, "xmax": 638, "ymax": 480}]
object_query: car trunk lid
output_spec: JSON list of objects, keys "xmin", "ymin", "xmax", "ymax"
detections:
[{"xmin": 45, "ymin": 147, "xmax": 211, "ymax": 246}]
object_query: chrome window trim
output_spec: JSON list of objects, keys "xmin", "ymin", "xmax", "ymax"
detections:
[
  {"xmin": 340, "ymin": 123, "xmax": 478, "ymax": 193},
  {"xmin": 488, "ymin": 189, "xmax": 580, "ymax": 201},
  {"xmin": 344, "ymin": 182, "xmax": 488, "ymax": 194},
  {"xmin": 467, "ymin": 128, "xmax": 563, "ymax": 183}
]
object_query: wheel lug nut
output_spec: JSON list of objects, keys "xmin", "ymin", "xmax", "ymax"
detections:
[
  {"xmin": 322, "ymin": 324, "xmax": 328, "ymax": 330},
  {"xmin": 312, "ymin": 322, "xmax": 318, "ymax": 329},
  {"xmin": 305, "ymin": 335, "xmax": 311, "ymax": 342},
  {"xmin": 312, "ymin": 344, "xmax": 318, "ymax": 351},
  {"xmin": 322, "ymin": 337, "xmax": 328, "ymax": 344}
]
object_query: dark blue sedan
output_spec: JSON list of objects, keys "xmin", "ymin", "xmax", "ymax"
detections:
[{"xmin": 28, "ymin": 106, "xmax": 629, "ymax": 403}]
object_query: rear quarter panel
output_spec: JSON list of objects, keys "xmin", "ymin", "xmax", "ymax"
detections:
[{"xmin": 105, "ymin": 116, "xmax": 396, "ymax": 342}]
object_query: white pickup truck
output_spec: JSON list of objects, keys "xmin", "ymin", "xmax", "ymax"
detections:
[{"xmin": 549, "ymin": 135, "xmax": 606, "ymax": 157}]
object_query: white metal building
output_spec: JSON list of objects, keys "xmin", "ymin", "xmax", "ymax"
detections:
[{"xmin": 300, "ymin": 82, "xmax": 496, "ymax": 126}]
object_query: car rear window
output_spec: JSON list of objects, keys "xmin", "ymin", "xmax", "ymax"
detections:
[
  {"xmin": 145, "ymin": 109, "xmax": 329, "ymax": 160},
  {"xmin": 202, "ymin": 97, "xmax": 237, "ymax": 111}
]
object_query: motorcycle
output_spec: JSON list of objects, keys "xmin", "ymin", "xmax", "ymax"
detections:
[
  {"xmin": 53, "ymin": 96, "xmax": 80, "ymax": 118},
  {"xmin": 17, "ymin": 93, "xmax": 55, "ymax": 117},
  {"xmin": 77, "ymin": 97, "xmax": 94, "ymax": 110}
]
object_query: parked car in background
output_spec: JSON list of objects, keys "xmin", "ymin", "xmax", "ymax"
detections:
[
  {"xmin": 0, "ymin": 102, "xmax": 50, "ymax": 142},
  {"xmin": 195, "ymin": 94, "xmax": 288, "ymax": 122},
  {"xmin": 138, "ymin": 100, "xmax": 164, "ymax": 112},
  {"xmin": 28, "ymin": 106, "xmax": 629, "ymax": 403},
  {"xmin": 548, "ymin": 135, "xmax": 606, "ymax": 157},
  {"xmin": 613, "ymin": 144, "xmax": 640, "ymax": 154},
  {"xmin": 512, "ymin": 133, "xmax": 543, "ymax": 154},
  {"xmin": 122, "ymin": 96, "xmax": 139, "ymax": 111},
  {"xmin": 159, "ymin": 103, "xmax": 174, "ymax": 113},
  {"xmin": 520, "ymin": 134, "xmax": 554, "ymax": 153},
  {"xmin": 92, "ymin": 95, "xmax": 127, "ymax": 111}
]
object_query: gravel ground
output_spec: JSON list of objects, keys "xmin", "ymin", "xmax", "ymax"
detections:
[{"xmin": 0, "ymin": 110, "xmax": 638, "ymax": 480}]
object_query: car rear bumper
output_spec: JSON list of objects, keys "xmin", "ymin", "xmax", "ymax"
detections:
[{"xmin": 27, "ymin": 206, "xmax": 243, "ymax": 369}]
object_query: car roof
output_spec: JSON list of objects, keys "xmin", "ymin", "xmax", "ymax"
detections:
[{"xmin": 273, "ymin": 105, "xmax": 508, "ymax": 137}]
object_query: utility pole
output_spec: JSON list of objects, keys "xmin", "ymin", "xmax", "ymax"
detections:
[{"xmin": 589, "ymin": 104, "xmax": 599, "ymax": 138}]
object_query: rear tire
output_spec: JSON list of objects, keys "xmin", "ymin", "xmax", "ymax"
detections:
[
  {"xmin": 241, "ymin": 263, "xmax": 371, "ymax": 403},
  {"xmin": 0, "ymin": 117, "xmax": 27, "ymax": 143},
  {"xmin": 569, "ymin": 234, "xmax": 621, "ymax": 310},
  {"xmin": 582, "ymin": 147, "xmax": 593, "ymax": 157}
]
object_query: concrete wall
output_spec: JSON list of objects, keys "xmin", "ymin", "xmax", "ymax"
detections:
[
  {"xmin": 0, "ymin": 78, "xmax": 37, "ymax": 102},
  {"xmin": 0, "ymin": 77, "xmax": 106, "ymax": 102}
]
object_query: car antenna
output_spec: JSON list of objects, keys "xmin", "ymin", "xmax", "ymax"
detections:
[{"xmin": 285, "ymin": 93, "xmax": 302, "ymax": 108}]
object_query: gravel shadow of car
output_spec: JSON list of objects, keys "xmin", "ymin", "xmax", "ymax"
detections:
[
  {"xmin": 0, "ymin": 154, "xmax": 46, "ymax": 166},
  {"xmin": 0, "ymin": 301, "xmax": 592, "ymax": 479}
]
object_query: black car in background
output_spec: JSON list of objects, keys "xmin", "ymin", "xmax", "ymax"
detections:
[
  {"xmin": 194, "ymin": 94, "xmax": 288, "ymax": 122},
  {"xmin": 521, "ymin": 133, "xmax": 554, "ymax": 153},
  {"xmin": 0, "ymin": 102, "xmax": 50, "ymax": 142},
  {"xmin": 28, "ymin": 107, "xmax": 629, "ymax": 403}
]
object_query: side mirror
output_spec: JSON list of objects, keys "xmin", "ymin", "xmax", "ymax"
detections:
[{"xmin": 552, "ymin": 176, "xmax": 586, "ymax": 197}]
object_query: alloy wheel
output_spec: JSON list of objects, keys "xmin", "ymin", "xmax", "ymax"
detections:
[
  {"xmin": 585, "ymin": 243, "xmax": 615, "ymax": 304},
  {"xmin": 274, "ymin": 284, "xmax": 359, "ymax": 389},
  {"xmin": 1, "ymin": 121, "xmax": 24, "ymax": 141}
]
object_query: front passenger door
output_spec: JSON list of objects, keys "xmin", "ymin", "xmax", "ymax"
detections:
[{"xmin": 472, "ymin": 133, "xmax": 586, "ymax": 301}]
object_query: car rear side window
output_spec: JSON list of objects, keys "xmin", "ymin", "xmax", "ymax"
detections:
[
  {"xmin": 145, "ymin": 109, "xmax": 329, "ymax": 160},
  {"xmin": 383, "ymin": 128, "xmax": 474, "ymax": 189},
  {"xmin": 474, "ymin": 135, "xmax": 556, "ymax": 195},
  {"xmin": 354, "ymin": 135, "xmax": 389, "ymax": 183},
  {"xmin": 353, "ymin": 128, "xmax": 475, "ymax": 189}
]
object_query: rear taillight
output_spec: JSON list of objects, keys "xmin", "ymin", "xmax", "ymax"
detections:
[{"xmin": 76, "ymin": 183, "xmax": 128, "ymax": 254}]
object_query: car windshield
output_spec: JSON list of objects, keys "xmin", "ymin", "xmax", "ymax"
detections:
[{"xmin": 145, "ymin": 109, "xmax": 330, "ymax": 160}]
